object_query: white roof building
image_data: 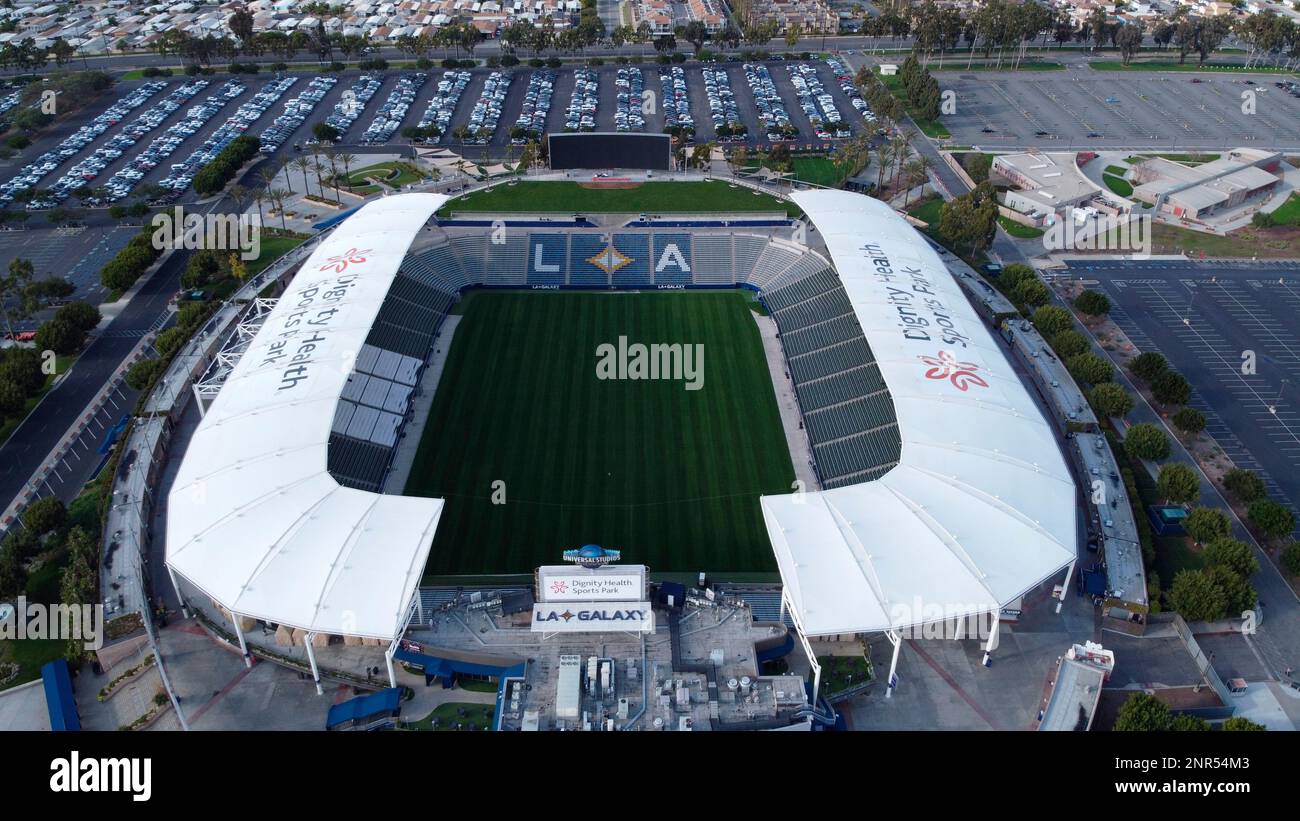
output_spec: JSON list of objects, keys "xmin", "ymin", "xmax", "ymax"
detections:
[
  {"xmin": 762, "ymin": 192, "xmax": 1076, "ymax": 656},
  {"xmin": 166, "ymin": 194, "xmax": 449, "ymax": 651}
]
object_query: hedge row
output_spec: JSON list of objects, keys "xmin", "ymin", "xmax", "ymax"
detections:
[
  {"xmin": 193, "ymin": 134, "xmax": 262, "ymax": 197},
  {"xmin": 100, "ymin": 224, "xmax": 162, "ymax": 293}
]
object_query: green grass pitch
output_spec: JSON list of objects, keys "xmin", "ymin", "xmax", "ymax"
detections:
[{"xmin": 405, "ymin": 290, "xmax": 796, "ymax": 576}]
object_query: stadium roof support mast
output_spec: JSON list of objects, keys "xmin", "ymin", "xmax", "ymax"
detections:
[
  {"xmin": 190, "ymin": 298, "xmax": 279, "ymax": 417},
  {"xmin": 782, "ymin": 588, "xmax": 823, "ymax": 706}
]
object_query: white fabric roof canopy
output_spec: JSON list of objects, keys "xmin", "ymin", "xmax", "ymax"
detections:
[
  {"xmin": 166, "ymin": 194, "xmax": 448, "ymax": 641},
  {"xmin": 762, "ymin": 191, "xmax": 1076, "ymax": 637}
]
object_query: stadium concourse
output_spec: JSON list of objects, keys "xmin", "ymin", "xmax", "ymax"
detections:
[{"xmin": 163, "ymin": 185, "xmax": 1076, "ymax": 698}]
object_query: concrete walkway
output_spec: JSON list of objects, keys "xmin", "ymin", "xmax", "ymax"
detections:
[
  {"xmin": 752, "ymin": 312, "xmax": 819, "ymax": 492},
  {"xmin": 386, "ymin": 314, "xmax": 461, "ymax": 493}
]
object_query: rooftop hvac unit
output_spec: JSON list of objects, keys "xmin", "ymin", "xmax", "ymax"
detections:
[{"xmin": 653, "ymin": 717, "xmax": 664, "ymax": 729}]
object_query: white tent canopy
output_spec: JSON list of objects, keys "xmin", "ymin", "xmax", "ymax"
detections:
[
  {"xmin": 762, "ymin": 191, "xmax": 1076, "ymax": 638},
  {"xmin": 166, "ymin": 194, "xmax": 449, "ymax": 641}
]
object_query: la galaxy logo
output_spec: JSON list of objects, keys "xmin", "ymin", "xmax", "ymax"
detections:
[{"xmin": 587, "ymin": 243, "xmax": 633, "ymax": 274}]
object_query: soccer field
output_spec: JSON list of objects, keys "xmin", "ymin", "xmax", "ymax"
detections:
[{"xmin": 405, "ymin": 291, "xmax": 796, "ymax": 576}]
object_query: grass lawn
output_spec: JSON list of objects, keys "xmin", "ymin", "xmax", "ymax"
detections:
[
  {"xmin": 744, "ymin": 155, "xmax": 845, "ymax": 188},
  {"xmin": 1096, "ymin": 221, "xmax": 1300, "ymax": 258},
  {"xmin": 0, "ymin": 546, "xmax": 73, "ymax": 692},
  {"xmin": 405, "ymin": 291, "xmax": 795, "ymax": 576},
  {"xmin": 1267, "ymin": 193, "xmax": 1300, "ymax": 227},
  {"xmin": 1127, "ymin": 153, "xmax": 1220, "ymax": 166},
  {"xmin": 439, "ymin": 180, "xmax": 800, "ymax": 217},
  {"xmin": 932, "ymin": 60, "xmax": 1063, "ymax": 72},
  {"xmin": 817, "ymin": 654, "xmax": 872, "ymax": 695},
  {"xmin": 791, "ymin": 156, "xmax": 844, "ymax": 187},
  {"xmin": 1088, "ymin": 61, "xmax": 1292, "ymax": 73},
  {"xmin": 455, "ymin": 678, "xmax": 499, "ymax": 693},
  {"xmin": 907, "ymin": 195, "xmax": 943, "ymax": 226},
  {"xmin": 120, "ymin": 69, "xmax": 172, "ymax": 81},
  {"xmin": 999, "ymin": 216, "xmax": 1044, "ymax": 238},
  {"xmin": 404, "ymin": 702, "xmax": 495, "ymax": 731},
  {"xmin": 877, "ymin": 71, "xmax": 951, "ymax": 139},
  {"xmin": 1104, "ymin": 164, "xmax": 1128, "ymax": 177},
  {"xmin": 347, "ymin": 160, "xmax": 424, "ymax": 189},
  {"xmin": 245, "ymin": 233, "xmax": 309, "ymax": 278},
  {"xmin": 0, "ymin": 354, "xmax": 72, "ymax": 450},
  {"xmin": 1154, "ymin": 535, "xmax": 1204, "ymax": 590},
  {"xmin": 1103, "ymin": 174, "xmax": 1133, "ymax": 197}
]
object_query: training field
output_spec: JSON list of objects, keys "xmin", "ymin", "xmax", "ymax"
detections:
[{"xmin": 405, "ymin": 291, "xmax": 795, "ymax": 576}]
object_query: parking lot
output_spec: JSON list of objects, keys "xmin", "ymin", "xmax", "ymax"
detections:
[
  {"xmin": 1068, "ymin": 260, "xmax": 1300, "ymax": 538},
  {"xmin": 941, "ymin": 70, "xmax": 1300, "ymax": 150},
  {"xmin": 0, "ymin": 59, "xmax": 877, "ymax": 213}
]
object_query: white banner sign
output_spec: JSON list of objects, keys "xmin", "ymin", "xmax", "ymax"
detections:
[
  {"xmin": 538, "ymin": 567, "xmax": 646, "ymax": 602},
  {"xmin": 531, "ymin": 602, "xmax": 655, "ymax": 633}
]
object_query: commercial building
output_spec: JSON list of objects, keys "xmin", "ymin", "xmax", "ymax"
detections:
[{"xmin": 1129, "ymin": 148, "xmax": 1284, "ymax": 222}]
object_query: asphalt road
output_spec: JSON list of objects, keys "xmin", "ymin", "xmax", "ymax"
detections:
[
  {"xmin": 1061, "ymin": 258, "xmax": 1300, "ymax": 682},
  {"xmin": 1068, "ymin": 259, "xmax": 1300, "ymax": 537}
]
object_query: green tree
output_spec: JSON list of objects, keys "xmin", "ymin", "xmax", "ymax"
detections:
[
  {"xmin": 1130, "ymin": 351, "xmax": 1168, "ymax": 382},
  {"xmin": 1031, "ymin": 305, "xmax": 1072, "ymax": 337},
  {"xmin": 1074, "ymin": 289, "xmax": 1111, "ymax": 316},
  {"xmin": 0, "ymin": 378, "xmax": 23, "ymax": 417},
  {"xmin": 1207, "ymin": 564, "xmax": 1256, "ymax": 615},
  {"xmin": 1169, "ymin": 714, "xmax": 1210, "ymax": 731},
  {"xmin": 1223, "ymin": 468, "xmax": 1267, "ymax": 503},
  {"xmin": 126, "ymin": 358, "xmax": 166, "ymax": 391},
  {"xmin": 1172, "ymin": 407, "xmax": 1205, "ymax": 435},
  {"xmin": 1280, "ymin": 542, "xmax": 1300, "ymax": 575},
  {"xmin": 1066, "ymin": 352, "xmax": 1112, "ymax": 386},
  {"xmin": 1151, "ymin": 369, "xmax": 1192, "ymax": 406},
  {"xmin": 34, "ymin": 318, "xmax": 84, "ymax": 355},
  {"xmin": 1091, "ymin": 383, "xmax": 1133, "ymax": 418},
  {"xmin": 1203, "ymin": 537, "xmax": 1258, "ymax": 578},
  {"xmin": 1050, "ymin": 330, "xmax": 1088, "ymax": 358},
  {"xmin": 21, "ymin": 496, "xmax": 66, "ymax": 536},
  {"xmin": 1247, "ymin": 499, "xmax": 1295, "ymax": 540},
  {"xmin": 1011, "ymin": 277, "xmax": 1049, "ymax": 309},
  {"xmin": 1184, "ymin": 506, "xmax": 1231, "ymax": 544},
  {"xmin": 1155, "ymin": 463, "xmax": 1199, "ymax": 504},
  {"xmin": 1222, "ymin": 716, "xmax": 1266, "ymax": 731},
  {"xmin": 1124, "ymin": 422, "xmax": 1170, "ymax": 461},
  {"xmin": 1113, "ymin": 692, "xmax": 1171, "ymax": 731},
  {"xmin": 55, "ymin": 301, "xmax": 101, "ymax": 332},
  {"xmin": 1168, "ymin": 568, "xmax": 1229, "ymax": 622}
]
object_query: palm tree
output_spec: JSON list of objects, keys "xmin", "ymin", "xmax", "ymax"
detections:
[
  {"xmin": 268, "ymin": 187, "xmax": 290, "ymax": 231},
  {"xmin": 229, "ymin": 184, "xmax": 249, "ymax": 216},
  {"xmin": 257, "ymin": 166, "xmax": 277, "ymax": 193},
  {"xmin": 311, "ymin": 157, "xmax": 327, "ymax": 200},
  {"xmin": 293, "ymin": 156, "xmax": 313, "ymax": 197},
  {"xmin": 336, "ymin": 151, "xmax": 357, "ymax": 191},
  {"xmin": 323, "ymin": 148, "xmax": 341, "ymax": 202},
  {"xmin": 279, "ymin": 158, "xmax": 294, "ymax": 194},
  {"xmin": 251, "ymin": 188, "xmax": 265, "ymax": 225},
  {"xmin": 889, "ymin": 133, "xmax": 909, "ymax": 189}
]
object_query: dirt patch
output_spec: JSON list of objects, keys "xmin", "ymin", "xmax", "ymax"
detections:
[{"xmin": 578, "ymin": 180, "xmax": 644, "ymax": 190}]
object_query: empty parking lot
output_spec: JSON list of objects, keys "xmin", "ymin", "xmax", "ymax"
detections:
[
  {"xmin": 1069, "ymin": 259, "xmax": 1300, "ymax": 538},
  {"xmin": 940, "ymin": 70, "xmax": 1300, "ymax": 150}
]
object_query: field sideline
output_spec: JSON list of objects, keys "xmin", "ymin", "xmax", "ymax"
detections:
[
  {"xmin": 437, "ymin": 180, "xmax": 802, "ymax": 217},
  {"xmin": 405, "ymin": 291, "xmax": 796, "ymax": 575}
]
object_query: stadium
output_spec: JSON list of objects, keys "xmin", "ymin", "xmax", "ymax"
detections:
[{"xmin": 163, "ymin": 181, "xmax": 1078, "ymax": 688}]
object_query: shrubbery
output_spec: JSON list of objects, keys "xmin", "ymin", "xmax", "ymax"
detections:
[
  {"xmin": 100, "ymin": 224, "xmax": 161, "ymax": 292},
  {"xmin": 193, "ymin": 135, "xmax": 261, "ymax": 197}
]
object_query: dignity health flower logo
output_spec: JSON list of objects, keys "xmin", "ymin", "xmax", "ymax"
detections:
[
  {"xmin": 318, "ymin": 247, "xmax": 372, "ymax": 274},
  {"xmin": 550, "ymin": 580, "xmax": 568, "ymax": 595},
  {"xmin": 919, "ymin": 350, "xmax": 989, "ymax": 392}
]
